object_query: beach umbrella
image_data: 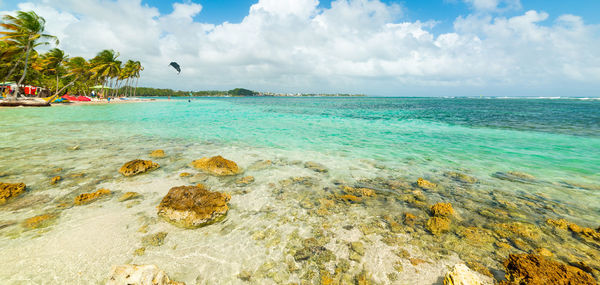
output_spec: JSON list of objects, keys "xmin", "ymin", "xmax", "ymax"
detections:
[{"xmin": 169, "ymin": 62, "xmax": 181, "ymax": 74}]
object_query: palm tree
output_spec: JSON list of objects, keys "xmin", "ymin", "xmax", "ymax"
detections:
[
  {"xmin": 41, "ymin": 48, "xmax": 68, "ymax": 95},
  {"xmin": 0, "ymin": 11, "xmax": 58, "ymax": 99},
  {"xmin": 132, "ymin": 61, "xmax": 143, "ymax": 97},
  {"xmin": 90, "ymin": 49, "xmax": 120, "ymax": 98}
]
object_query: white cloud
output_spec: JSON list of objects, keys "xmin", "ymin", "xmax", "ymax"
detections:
[
  {"xmin": 2, "ymin": 0, "xmax": 600, "ymax": 96},
  {"xmin": 463, "ymin": 0, "xmax": 521, "ymax": 13}
]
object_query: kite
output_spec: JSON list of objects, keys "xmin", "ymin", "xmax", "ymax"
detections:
[{"xmin": 169, "ymin": 62, "xmax": 181, "ymax": 74}]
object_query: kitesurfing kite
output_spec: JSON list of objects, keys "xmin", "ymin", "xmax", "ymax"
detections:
[{"xmin": 169, "ymin": 62, "xmax": 181, "ymax": 74}]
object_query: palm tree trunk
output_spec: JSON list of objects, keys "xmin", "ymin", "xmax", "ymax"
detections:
[
  {"xmin": 2, "ymin": 53, "xmax": 24, "ymax": 84},
  {"xmin": 134, "ymin": 77, "xmax": 139, "ymax": 97},
  {"xmin": 13, "ymin": 40, "xmax": 31, "ymax": 100},
  {"xmin": 56, "ymin": 73, "xmax": 59, "ymax": 95}
]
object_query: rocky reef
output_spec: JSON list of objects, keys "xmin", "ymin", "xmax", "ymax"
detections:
[
  {"xmin": 119, "ymin": 159, "xmax": 159, "ymax": 177},
  {"xmin": 0, "ymin": 182, "xmax": 26, "ymax": 204},
  {"xmin": 500, "ymin": 254, "xmax": 596, "ymax": 285},
  {"xmin": 191, "ymin": 155, "xmax": 240, "ymax": 176},
  {"xmin": 157, "ymin": 184, "xmax": 231, "ymax": 228},
  {"xmin": 74, "ymin": 189, "xmax": 111, "ymax": 205},
  {"xmin": 150, "ymin": 149, "xmax": 166, "ymax": 158}
]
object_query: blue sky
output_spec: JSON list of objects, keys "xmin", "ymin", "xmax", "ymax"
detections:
[
  {"xmin": 137, "ymin": 0, "xmax": 600, "ymax": 32},
  {"xmin": 1, "ymin": 0, "xmax": 600, "ymax": 96}
]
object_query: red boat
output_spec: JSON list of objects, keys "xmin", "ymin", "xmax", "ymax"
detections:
[{"xmin": 76, "ymin": 96, "xmax": 91, "ymax": 101}]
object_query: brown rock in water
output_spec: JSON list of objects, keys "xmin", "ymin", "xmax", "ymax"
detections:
[
  {"xmin": 191, "ymin": 156, "xmax": 240, "ymax": 176},
  {"xmin": 404, "ymin": 213, "xmax": 417, "ymax": 226},
  {"xmin": 304, "ymin": 161, "xmax": 329, "ymax": 173},
  {"xmin": 119, "ymin": 192, "xmax": 140, "ymax": 202},
  {"xmin": 426, "ymin": 216, "xmax": 451, "ymax": 235},
  {"xmin": 119, "ymin": 160, "xmax": 159, "ymax": 177},
  {"xmin": 547, "ymin": 218, "xmax": 600, "ymax": 245},
  {"xmin": 417, "ymin": 178, "xmax": 437, "ymax": 189},
  {"xmin": 0, "ymin": 182, "xmax": 26, "ymax": 204},
  {"xmin": 338, "ymin": 194, "xmax": 362, "ymax": 203},
  {"xmin": 23, "ymin": 213, "xmax": 57, "ymax": 229},
  {"xmin": 51, "ymin": 176, "xmax": 62, "ymax": 184},
  {"xmin": 236, "ymin": 176, "xmax": 255, "ymax": 186},
  {"xmin": 179, "ymin": 172, "xmax": 191, "ymax": 177},
  {"xmin": 149, "ymin": 149, "xmax": 166, "ymax": 158},
  {"xmin": 341, "ymin": 186, "xmax": 376, "ymax": 197},
  {"xmin": 107, "ymin": 264, "xmax": 185, "ymax": 285},
  {"xmin": 431, "ymin": 202, "xmax": 454, "ymax": 217},
  {"xmin": 496, "ymin": 222, "xmax": 541, "ymax": 240},
  {"xmin": 157, "ymin": 184, "xmax": 230, "ymax": 228},
  {"xmin": 74, "ymin": 189, "xmax": 111, "ymax": 205},
  {"xmin": 500, "ymin": 254, "xmax": 596, "ymax": 285},
  {"xmin": 444, "ymin": 172, "xmax": 478, "ymax": 184},
  {"xmin": 142, "ymin": 232, "xmax": 168, "ymax": 247}
]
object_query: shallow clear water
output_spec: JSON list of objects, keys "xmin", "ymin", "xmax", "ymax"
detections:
[{"xmin": 0, "ymin": 97, "xmax": 599, "ymax": 284}]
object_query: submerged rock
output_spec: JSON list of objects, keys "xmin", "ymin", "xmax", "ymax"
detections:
[
  {"xmin": 417, "ymin": 178, "xmax": 437, "ymax": 190},
  {"xmin": 305, "ymin": 161, "xmax": 329, "ymax": 173},
  {"xmin": 149, "ymin": 149, "xmax": 166, "ymax": 158},
  {"xmin": 23, "ymin": 213, "xmax": 57, "ymax": 229},
  {"xmin": 191, "ymin": 156, "xmax": 240, "ymax": 176},
  {"xmin": 444, "ymin": 264, "xmax": 483, "ymax": 285},
  {"xmin": 119, "ymin": 192, "xmax": 140, "ymax": 202},
  {"xmin": 236, "ymin": 176, "xmax": 255, "ymax": 186},
  {"xmin": 0, "ymin": 182, "xmax": 26, "ymax": 204},
  {"xmin": 142, "ymin": 232, "xmax": 168, "ymax": 247},
  {"xmin": 51, "ymin": 176, "xmax": 62, "ymax": 184},
  {"xmin": 500, "ymin": 254, "xmax": 596, "ymax": 285},
  {"xmin": 445, "ymin": 172, "xmax": 477, "ymax": 184},
  {"xmin": 74, "ymin": 189, "xmax": 111, "ymax": 205},
  {"xmin": 106, "ymin": 264, "xmax": 184, "ymax": 285},
  {"xmin": 157, "ymin": 184, "xmax": 230, "ymax": 228},
  {"xmin": 493, "ymin": 171, "xmax": 536, "ymax": 183},
  {"xmin": 341, "ymin": 186, "xmax": 376, "ymax": 197},
  {"xmin": 119, "ymin": 160, "xmax": 159, "ymax": 177},
  {"xmin": 179, "ymin": 172, "xmax": 191, "ymax": 177},
  {"xmin": 426, "ymin": 216, "xmax": 451, "ymax": 235},
  {"xmin": 431, "ymin": 202, "xmax": 454, "ymax": 217},
  {"xmin": 427, "ymin": 202, "xmax": 454, "ymax": 235},
  {"xmin": 547, "ymin": 218, "xmax": 600, "ymax": 245}
]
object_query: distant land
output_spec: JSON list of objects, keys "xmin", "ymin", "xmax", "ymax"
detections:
[{"xmin": 132, "ymin": 87, "xmax": 365, "ymax": 97}]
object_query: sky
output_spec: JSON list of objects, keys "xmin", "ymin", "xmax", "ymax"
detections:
[{"xmin": 1, "ymin": 0, "xmax": 599, "ymax": 96}]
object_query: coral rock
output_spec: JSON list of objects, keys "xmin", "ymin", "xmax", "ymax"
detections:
[
  {"xmin": 417, "ymin": 178, "xmax": 437, "ymax": 189},
  {"xmin": 547, "ymin": 218, "xmax": 600, "ymax": 245},
  {"xmin": 119, "ymin": 192, "xmax": 140, "ymax": 202},
  {"xmin": 493, "ymin": 171, "xmax": 536, "ymax": 183},
  {"xmin": 51, "ymin": 176, "xmax": 62, "ymax": 184},
  {"xmin": 23, "ymin": 213, "xmax": 57, "ymax": 229},
  {"xmin": 119, "ymin": 160, "xmax": 159, "ymax": 177},
  {"xmin": 157, "ymin": 185, "xmax": 230, "ymax": 228},
  {"xmin": 444, "ymin": 264, "xmax": 483, "ymax": 285},
  {"xmin": 191, "ymin": 156, "xmax": 240, "ymax": 176},
  {"xmin": 179, "ymin": 172, "xmax": 191, "ymax": 177},
  {"xmin": 431, "ymin": 202, "xmax": 454, "ymax": 217},
  {"xmin": 149, "ymin": 149, "xmax": 166, "ymax": 158},
  {"xmin": 304, "ymin": 161, "xmax": 329, "ymax": 173},
  {"xmin": 74, "ymin": 189, "xmax": 111, "ymax": 205},
  {"xmin": 341, "ymin": 186, "xmax": 376, "ymax": 197},
  {"xmin": 500, "ymin": 254, "xmax": 596, "ymax": 285},
  {"xmin": 445, "ymin": 172, "xmax": 477, "ymax": 184},
  {"xmin": 236, "ymin": 176, "xmax": 255, "ymax": 186},
  {"xmin": 426, "ymin": 216, "xmax": 451, "ymax": 235},
  {"xmin": 107, "ymin": 264, "xmax": 184, "ymax": 285},
  {"xmin": 0, "ymin": 182, "xmax": 26, "ymax": 204},
  {"xmin": 339, "ymin": 194, "xmax": 362, "ymax": 203}
]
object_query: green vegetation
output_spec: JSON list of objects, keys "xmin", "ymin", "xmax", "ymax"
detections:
[
  {"xmin": 1, "ymin": 10, "xmax": 143, "ymax": 99},
  {"xmin": 133, "ymin": 87, "xmax": 258, "ymax": 97}
]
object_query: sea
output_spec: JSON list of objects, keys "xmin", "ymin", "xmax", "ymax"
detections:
[{"xmin": 0, "ymin": 97, "xmax": 599, "ymax": 284}]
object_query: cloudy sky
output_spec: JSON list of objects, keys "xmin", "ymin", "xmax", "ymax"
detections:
[{"xmin": 1, "ymin": 0, "xmax": 599, "ymax": 96}]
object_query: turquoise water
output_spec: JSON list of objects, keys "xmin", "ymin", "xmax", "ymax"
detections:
[{"xmin": 0, "ymin": 97, "xmax": 599, "ymax": 284}]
